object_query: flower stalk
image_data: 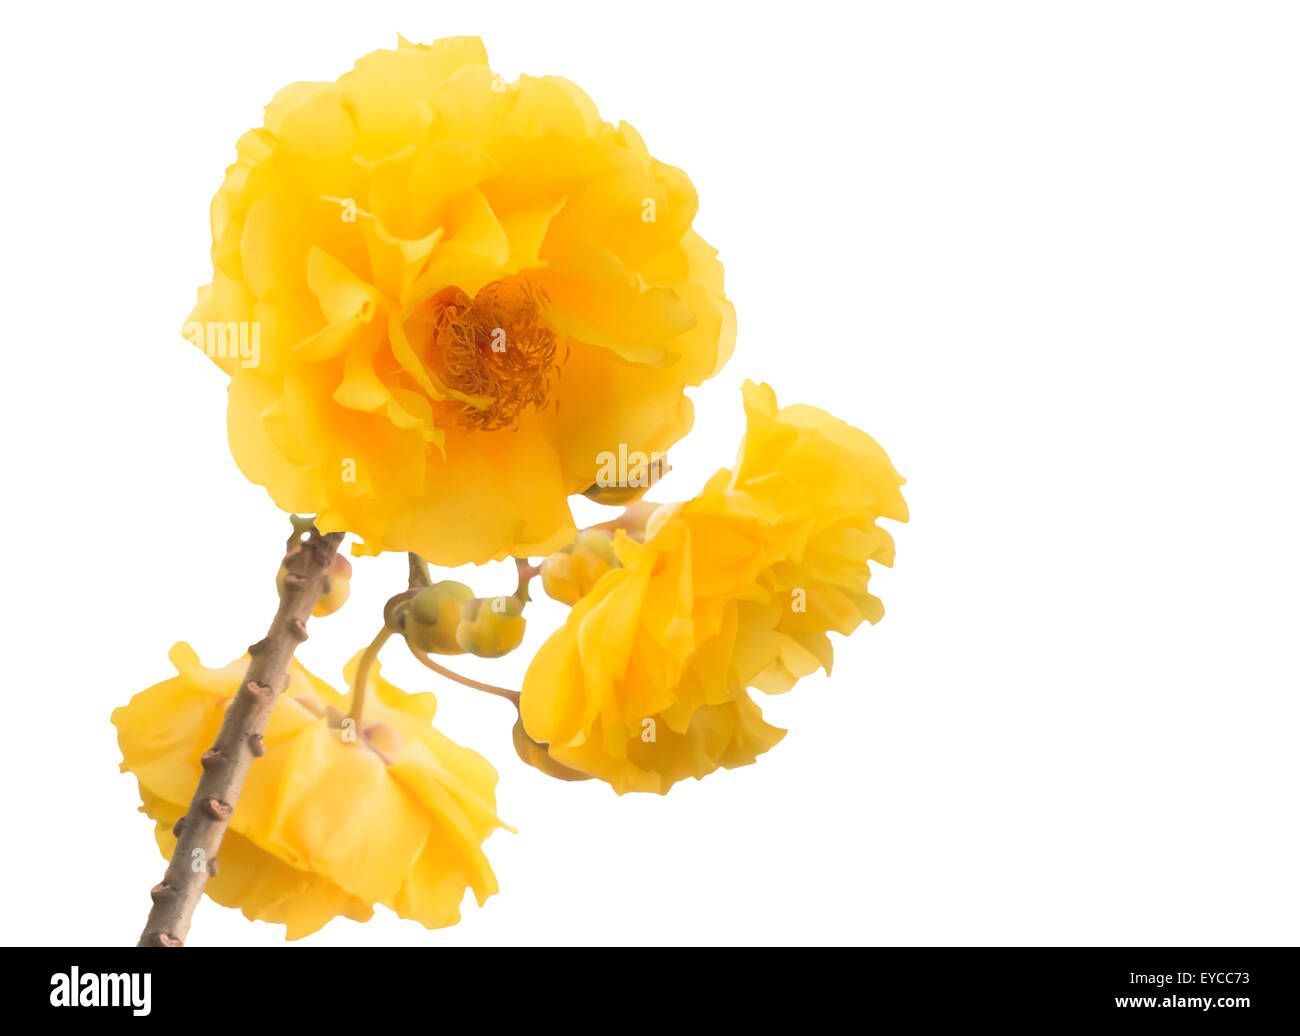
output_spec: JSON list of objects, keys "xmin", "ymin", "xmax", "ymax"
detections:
[
  {"xmin": 408, "ymin": 552, "xmax": 432, "ymax": 588},
  {"xmin": 137, "ymin": 527, "xmax": 345, "ymax": 947},
  {"xmin": 513, "ymin": 557, "xmax": 539, "ymax": 603},
  {"xmin": 408, "ymin": 641, "xmax": 521, "ymax": 707},
  {"xmin": 346, "ymin": 627, "xmax": 393, "ymax": 725}
]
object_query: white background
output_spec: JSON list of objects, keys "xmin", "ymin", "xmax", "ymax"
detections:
[{"xmin": 2, "ymin": 1, "xmax": 1297, "ymax": 946}]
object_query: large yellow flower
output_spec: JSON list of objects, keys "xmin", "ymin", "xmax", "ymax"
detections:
[
  {"xmin": 520, "ymin": 382, "xmax": 908, "ymax": 794},
  {"xmin": 186, "ymin": 36, "xmax": 734, "ymax": 564},
  {"xmin": 113, "ymin": 644, "xmax": 506, "ymax": 939}
]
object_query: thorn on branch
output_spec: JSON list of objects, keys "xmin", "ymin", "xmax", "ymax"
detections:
[
  {"xmin": 137, "ymin": 524, "xmax": 345, "ymax": 948},
  {"xmin": 240, "ymin": 680, "xmax": 273, "ymax": 704},
  {"xmin": 201, "ymin": 797, "xmax": 233, "ymax": 820}
]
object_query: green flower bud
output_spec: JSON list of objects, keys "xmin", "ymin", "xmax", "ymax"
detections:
[
  {"xmin": 583, "ymin": 482, "xmax": 647, "ymax": 506},
  {"xmin": 404, "ymin": 581, "xmax": 474, "ymax": 655},
  {"xmin": 456, "ymin": 596, "xmax": 526, "ymax": 658}
]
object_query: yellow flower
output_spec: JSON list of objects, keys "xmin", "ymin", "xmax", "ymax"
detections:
[
  {"xmin": 112, "ymin": 644, "xmax": 507, "ymax": 939},
  {"xmin": 185, "ymin": 36, "xmax": 734, "ymax": 565},
  {"xmin": 519, "ymin": 381, "xmax": 907, "ymax": 793},
  {"xmin": 711, "ymin": 379, "xmax": 910, "ymax": 691}
]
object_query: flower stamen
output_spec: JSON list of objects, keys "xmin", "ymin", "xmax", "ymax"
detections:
[{"xmin": 427, "ymin": 277, "xmax": 558, "ymax": 431}]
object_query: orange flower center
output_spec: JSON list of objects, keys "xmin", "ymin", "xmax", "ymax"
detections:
[{"xmin": 426, "ymin": 277, "xmax": 558, "ymax": 431}]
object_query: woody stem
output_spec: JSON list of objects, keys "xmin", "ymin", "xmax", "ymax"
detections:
[{"xmin": 137, "ymin": 527, "xmax": 345, "ymax": 947}]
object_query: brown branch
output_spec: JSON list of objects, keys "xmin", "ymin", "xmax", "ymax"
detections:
[
  {"xmin": 137, "ymin": 527, "xmax": 345, "ymax": 947},
  {"xmin": 408, "ymin": 642, "xmax": 521, "ymax": 707}
]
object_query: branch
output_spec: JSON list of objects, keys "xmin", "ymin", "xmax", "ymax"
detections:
[{"xmin": 137, "ymin": 527, "xmax": 345, "ymax": 947}]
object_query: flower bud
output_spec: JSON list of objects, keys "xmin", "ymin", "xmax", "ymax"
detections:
[
  {"xmin": 575, "ymin": 528, "xmax": 616, "ymax": 564},
  {"xmin": 583, "ymin": 455, "xmax": 670, "ymax": 505},
  {"xmin": 313, "ymin": 553, "xmax": 353, "ymax": 616},
  {"xmin": 539, "ymin": 552, "xmax": 584, "ymax": 605},
  {"xmin": 277, "ymin": 549, "xmax": 352, "ymax": 617},
  {"xmin": 456, "ymin": 596, "xmax": 526, "ymax": 658},
  {"xmin": 583, "ymin": 481, "xmax": 650, "ymax": 506},
  {"xmin": 404, "ymin": 581, "xmax": 474, "ymax": 655},
  {"xmin": 540, "ymin": 530, "xmax": 618, "ymax": 605}
]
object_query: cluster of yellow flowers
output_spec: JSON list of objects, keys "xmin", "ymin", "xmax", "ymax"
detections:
[{"xmin": 117, "ymin": 36, "xmax": 907, "ymax": 941}]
